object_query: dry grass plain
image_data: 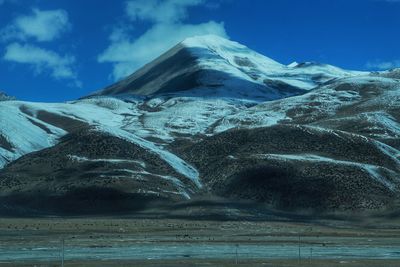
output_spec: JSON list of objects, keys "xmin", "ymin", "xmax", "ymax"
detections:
[{"xmin": 0, "ymin": 217, "xmax": 399, "ymax": 266}]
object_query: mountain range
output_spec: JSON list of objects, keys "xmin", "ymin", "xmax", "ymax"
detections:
[{"xmin": 1, "ymin": 35, "xmax": 399, "ymax": 217}]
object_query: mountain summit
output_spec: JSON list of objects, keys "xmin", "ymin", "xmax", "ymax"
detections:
[{"xmin": 92, "ymin": 35, "xmax": 362, "ymax": 101}]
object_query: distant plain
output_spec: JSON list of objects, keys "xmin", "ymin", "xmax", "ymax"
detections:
[{"xmin": 0, "ymin": 217, "xmax": 400, "ymax": 266}]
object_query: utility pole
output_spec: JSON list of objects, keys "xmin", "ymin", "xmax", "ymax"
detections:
[
  {"xmin": 235, "ymin": 244, "xmax": 239, "ymax": 265},
  {"xmin": 298, "ymin": 234, "xmax": 301, "ymax": 265},
  {"xmin": 61, "ymin": 238, "xmax": 65, "ymax": 267}
]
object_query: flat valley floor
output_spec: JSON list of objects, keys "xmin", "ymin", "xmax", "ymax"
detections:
[{"xmin": 0, "ymin": 217, "xmax": 399, "ymax": 266}]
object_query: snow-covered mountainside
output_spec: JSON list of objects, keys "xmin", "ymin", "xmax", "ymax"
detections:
[
  {"xmin": 0, "ymin": 35, "xmax": 399, "ymax": 216},
  {"xmin": 91, "ymin": 35, "xmax": 363, "ymax": 101}
]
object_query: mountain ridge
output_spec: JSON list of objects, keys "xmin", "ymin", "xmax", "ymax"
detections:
[
  {"xmin": 0, "ymin": 91, "xmax": 15, "ymax": 101},
  {"xmin": 90, "ymin": 35, "xmax": 364, "ymax": 101}
]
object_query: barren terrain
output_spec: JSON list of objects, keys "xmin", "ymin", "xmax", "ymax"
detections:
[{"xmin": 0, "ymin": 217, "xmax": 399, "ymax": 266}]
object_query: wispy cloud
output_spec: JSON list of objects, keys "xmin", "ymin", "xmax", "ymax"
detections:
[
  {"xmin": 98, "ymin": 0, "xmax": 228, "ymax": 81},
  {"xmin": 1, "ymin": 8, "xmax": 71, "ymax": 42},
  {"xmin": 3, "ymin": 43, "xmax": 80, "ymax": 86},
  {"xmin": 1, "ymin": 8, "xmax": 80, "ymax": 86},
  {"xmin": 366, "ymin": 60, "xmax": 400, "ymax": 70}
]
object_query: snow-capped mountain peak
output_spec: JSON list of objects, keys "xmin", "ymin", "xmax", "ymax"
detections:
[
  {"xmin": 92, "ymin": 35, "xmax": 366, "ymax": 100},
  {"xmin": 180, "ymin": 34, "xmax": 284, "ymax": 70},
  {"xmin": 91, "ymin": 35, "xmax": 295, "ymax": 100}
]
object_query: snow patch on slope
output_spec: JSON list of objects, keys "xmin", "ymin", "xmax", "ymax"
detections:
[
  {"xmin": 0, "ymin": 101, "xmax": 66, "ymax": 168},
  {"xmin": 257, "ymin": 153, "xmax": 397, "ymax": 191},
  {"xmin": 212, "ymin": 84, "xmax": 362, "ymax": 133},
  {"xmin": 94, "ymin": 125, "xmax": 202, "ymax": 188},
  {"xmin": 67, "ymin": 155, "xmax": 146, "ymax": 168}
]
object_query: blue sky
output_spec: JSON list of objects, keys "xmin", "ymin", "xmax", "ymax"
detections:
[{"xmin": 0, "ymin": 0, "xmax": 399, "ymax": 102}]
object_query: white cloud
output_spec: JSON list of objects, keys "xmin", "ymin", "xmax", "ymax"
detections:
[
  {"xmin": 1, "ymin": 8, "xmax": 70, "ymax": 42},
  {"xmin": 3, "ymin": 43, "xmax": 79, "ymax": 83},
  {"xmin": 98, "ymin": 0, "xmax": 228, "ymax": 81},
  {"xmin": 1, "ymin": 8, "xmax": 80, "ymax": 85},
  {"xmin": 366, "ymin": 60, "xmax": 400, "ymax": 70}
]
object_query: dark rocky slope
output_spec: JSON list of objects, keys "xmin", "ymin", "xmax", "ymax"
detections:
[
  {"xmin": 177, "ymin": 125, "xmax": 400, "ymax": 212},
  {"xmin": 0, "ymin": 127, "xmax": 197, "ymax": 215}
]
